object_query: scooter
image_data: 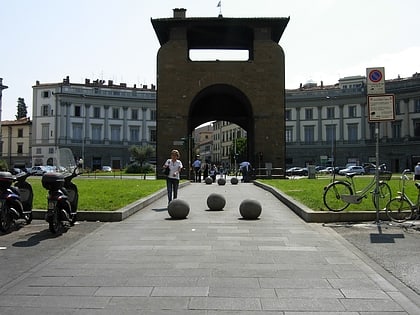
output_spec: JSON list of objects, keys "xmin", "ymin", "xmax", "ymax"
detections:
[
  {"xmin": 0, "ymin": 171, "xmax": 33, "ymax": 233},
  {"xmin": 42, "ymin": 167, "xmax": 79, "ymax": 234}
]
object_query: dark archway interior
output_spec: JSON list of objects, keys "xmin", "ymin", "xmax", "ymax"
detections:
[
  {"xmin": 189, "ymin": 84, "xmax": 253, "ymax": 132},
  {"xmin": 188, "ymin": 84, "xmax": 254, "ymax": 161}
]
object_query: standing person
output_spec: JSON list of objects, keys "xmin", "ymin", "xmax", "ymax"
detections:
[
  {"xmin": 202, "ymin": 161, "xmax": 209, "ymax": 180},
  {"xmin": 240, "ymin": 161, "xmax": 252, "ymax": 182},
  {"xmin": 415, "ymin": 162, "xmax": 420, "ymax": 180},
  {"xmin": 192, "ymin": 155, "xmax": 202, "ymax": 182},
  {"xmin": 162, "ymin": 149, "xmax": 183, "ymax": 205}
]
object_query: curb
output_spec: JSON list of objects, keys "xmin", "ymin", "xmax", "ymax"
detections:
[{"xmin": 32, "ymin": 181, "xmax": 191, "ymax": 222}]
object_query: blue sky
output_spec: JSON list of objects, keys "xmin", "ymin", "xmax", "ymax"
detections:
[{"xmin": 1, "ymin": 0, "xmax": 419, "ymax": 120}]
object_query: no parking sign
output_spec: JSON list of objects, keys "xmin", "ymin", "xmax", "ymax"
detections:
[{"xmin": 366, "ymin": 67, "xmax": 385, "ymax": 95}]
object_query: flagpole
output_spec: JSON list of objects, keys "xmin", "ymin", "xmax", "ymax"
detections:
[{"xmin": 217, "ymin": 1, "xmax": 222, "ymax": 16}]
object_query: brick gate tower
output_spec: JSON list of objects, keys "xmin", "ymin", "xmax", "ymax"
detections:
[{"xmin": 152, "ymin": 9, "xmax": 289, "ymax": 179}]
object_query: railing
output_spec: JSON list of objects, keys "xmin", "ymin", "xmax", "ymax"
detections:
[{"xmin": 254, "ymin": 168, "xmax": 284, "ymax": 179}]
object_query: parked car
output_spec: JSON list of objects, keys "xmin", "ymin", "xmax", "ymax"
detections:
[
  {"xmin": 31, "ymin": 166, "xmax": 54, "ymax": 176},
  {"xmin": 102, "ymin": 166, "xmax": 112, "ymax": 172},
  {"xmin": 338, "ymin": 165, "xmax": 365, "ymax": 176},
  {"xmin": 286, "ymin": 167, "xmax": 308, "ymax": 176}
]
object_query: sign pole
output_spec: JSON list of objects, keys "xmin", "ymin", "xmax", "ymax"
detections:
[{"xmin": 375, "ymin": 122, "xmax": 380, "ymax": 223}]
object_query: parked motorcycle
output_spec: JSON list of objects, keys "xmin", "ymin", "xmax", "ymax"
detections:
[
  {"xmin": 42, "ymin": 149, "xmax": 80, "ymax": 234},
  {"xmin": 0, "ymin": 171, "xmax": 33, "ymax": 233}
]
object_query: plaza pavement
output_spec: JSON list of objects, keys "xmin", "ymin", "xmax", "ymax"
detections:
[{"xmin": 1, "ymin": 180, "xmax": 420, "ymax": 314}]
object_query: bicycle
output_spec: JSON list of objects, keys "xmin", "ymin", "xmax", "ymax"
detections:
[
  {"xmin": 323, "ymin": 164, "xmax": 392, "ymax": 212},
  {"xmin": 385, "ymin": 169, "xmax": 420, "ymax": 223}
]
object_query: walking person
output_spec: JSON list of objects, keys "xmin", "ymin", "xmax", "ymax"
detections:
[
  {"xmin": 192, "ymin": 155, "xmax": 202, "ymax": 182},
  {"xmin": 162, "ymin": 149, "xmax": 183, "ymax": 205}
]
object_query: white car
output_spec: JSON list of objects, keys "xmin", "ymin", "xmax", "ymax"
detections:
[
  {"xmin": 338, "ymin": 165, "xmax": 365, "ymax": 176},
  {"xmin": 102, "ymin": 166, "xmax": 112, "ymax": 172}
]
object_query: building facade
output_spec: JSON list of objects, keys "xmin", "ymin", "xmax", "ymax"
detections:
[
  {"xmin": 285, "ymin": 73, "xmax": 420, "ymax": 172},
  {"xmin": 18, "ymin": 72, "xmax": 420, "ymax": 174},
  {"xmin": 32, "ymin": 77, "xmax": 157, "ymax": 170},
  {"xmin": 0, "ymin": 117, "xmax": 32, "ymax": 168}
]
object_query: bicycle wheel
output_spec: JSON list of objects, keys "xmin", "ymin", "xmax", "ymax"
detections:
[
  {"xmin": 385, "ymin": 197, "xmax": 414, "ymax": 223},
  {"xmin": 323, "ymin": 181, "xmax": 353, "ymax": 212},
  {"xmin": 372, "ymin": 182, "xmax": 392, "ymax": 210}
]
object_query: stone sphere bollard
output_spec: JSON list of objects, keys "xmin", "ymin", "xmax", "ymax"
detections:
[
  {"xmin": 239, "ymin": 199, "xmax": 262, "ymax": 220},
  {"xmin": 207, "ymin": 193, "xmax": 226, "ymax": 211},
  {"xmin": 217, "ymin": 178, "xmax": 226, "ymax": 186},
  {"xmin": 168, "ymin": 199, "xmax": 190, "ymax": 219},
  {"xmin": 230, "ymin": 177, "xmax": 239, "ymax": 185},
  {"xmin": 205, "ymin": 177, "xmax": 213, "ymax": 184}
]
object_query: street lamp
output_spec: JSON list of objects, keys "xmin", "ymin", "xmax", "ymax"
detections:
[{"xmin": 326, "ymin": 96, "xmax": 334, "ymax": 168}]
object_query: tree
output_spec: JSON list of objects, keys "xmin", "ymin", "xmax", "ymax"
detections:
[
  {"xmin": 16, "ymin": 97, "xmax": 27, "ymax": 119},
  {"xmin": 128, "ymin": 145, "xmax": 155, "ymax": 167}
]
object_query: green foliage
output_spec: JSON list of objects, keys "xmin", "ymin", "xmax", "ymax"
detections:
[
  {"xmin": 16, "ymin": 97, "xmax": 28, "ymax": 119},
  {"xmin": 129, "ymin": 145, "xmax": 155, "ymax": 167},
  {"xmin": 259, "ymin": 175, "xmax": 417, "ymax": 212},
  {"xmin": 126, "ymin": 162, "xmax": 154, "ymax": 174},
  {"xmin": 0, "ymin": 159, "xmax": 8, "ymax": 171},
  {"xmin": 29, "ymin": 178, "xmax": 167, "ymax": 211}
]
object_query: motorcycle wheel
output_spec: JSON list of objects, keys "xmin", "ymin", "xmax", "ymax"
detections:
[
  {"xmin": 70, "ymin": 213, "xmax": 77, "ymax": 226},
  {"xmin": 0, "ymin": 205, "xmax": 13, "ymax": 233},
  {"xmin": 48, "ymin": 209, "xmax": 62, "ymax": 234},
  {"xmin": 24, "ymin": 212, "xmax": 33, "ymax": 224}
]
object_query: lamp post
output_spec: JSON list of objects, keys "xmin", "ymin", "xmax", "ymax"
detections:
[{"xmin": 326, "ymin": 96, "xmax": 334, "ymax": 168}]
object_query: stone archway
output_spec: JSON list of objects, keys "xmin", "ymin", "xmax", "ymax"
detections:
[{"xmin": 152, "ymin": 8, "xmax": 289, "ymax": 179}]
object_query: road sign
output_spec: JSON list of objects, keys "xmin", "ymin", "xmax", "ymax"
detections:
[
  {"xmin": 367, "ymin": 94, "xmax": 395, "ymax": 122},
  {"xmin": 366, "ymin": 67, "xmax": 385, "ymax": 95}
]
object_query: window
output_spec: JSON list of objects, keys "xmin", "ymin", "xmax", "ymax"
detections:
[
  {"xmin": 414, "ymin": 120, "xmax": 420, "ymax": 137},
  {"xmin": 42, "ymin": 91, "xmax": 50, "ymax": 98},
  {"xmin": 326, "ymin": 125, "xmax": 336, "ymax": 143},
  {"xmin": 48, "ymin": 147, "xmax": 55, "ymax": 154},
  {"xmin": 41, "ymin": 124, "xmax": 49, "ymax": 140},
  {"xmin": 92, "ymin": 125, "xmax": 102, "ymax": 142},
  {"xmin": 110, "ymin": 126, "xmax": 121, "ymax": 142},
  {"xmin": 150, "ymin": 129, "xmax": 157, "ymax": 142},
  {"xmin": 415, "ymin": 99, "xmax": 420, "ymax": 113},
  {"xmin": 348, "ymin": 105, "xmax": 357, "ymax": 118},
  {"xmin": 42, "ymin": 105, "xmax": 50, "ymax": 116},
  {"xmin": 304, "ymin": 125, "xmax": 314, "ymax": 144},
  {"xmin": 395, "ymin": 102, "xmax": 401, "ymax": 115},
  {"xmin": 131, "ymin": 109, "xmax": 138, "ymax": 120},
  {"xmin": 369, "ymin": 123, "xmax": 376, "ymax": 140},
  {"xmin": 18, "ymin": 129, "xmax": 23, "ymax": 138},
  {"xmin": 93, "ymin": 107, "xmax": 100, "ymax": 118},
  {"xmin": 150, "ymin": 110, "xmax": 157, "ymax": 121},
  {"xmin": 75, "ymin": 105, "xmax": 81, "ymax": 117},
  {"xmin": 348, "ymin": 124, "xmax": 358, "ymax": 143},
  {"xmin": 112, "ymin": 108, "xmax": 119, "ymax": 119},
  {"xmin": 129, "ymin": 127, "xmax": 139, "ymax": 142},
  {"xmin": 392, "ymin": 121, "xmax": 401, "ymax": 139},
  {"xmin": 285, "ymin": 109, "xmax": 291, "ymax": 121},
  {"xmin": 305, "ymin": 108, "xmax": 313, "ymax": 120},
  {"xmin": 36, "ymin": 148, "xmax": 42, "ymax": 154},
  {"xmin": 73, "ymin": 123, "xmax": 83, "ymax": 141},
  {"xmin": 327, "ymin": 107, "xmax": 335, "ymax": 119},
  {"xmin": 17, "ymin": 143, "xmax": 23, "ymax": 154},
  {"xmin": 285, "ymin": 127, "xmax": 293, "ymax": 143}
]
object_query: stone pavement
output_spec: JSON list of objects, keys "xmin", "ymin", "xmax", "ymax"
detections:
[{"xmin": 1, "ymin": 181, "xmax": 419, "ymax": 314}]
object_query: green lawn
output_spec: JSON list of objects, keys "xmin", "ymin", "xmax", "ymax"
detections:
[
  {"xmin": 258, "ymin": 174, "xmax": 417, "ymax": 212},
  {"xmin": 29, "ymin": 177, "xmax": 167, "ymax": 211},
  {"xmin": 26, "ymin": 173, "xmax": 417, "ymax": 213}
]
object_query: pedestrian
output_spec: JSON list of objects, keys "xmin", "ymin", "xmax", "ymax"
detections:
[
  {"xmin": 209, "ymin": 164, "xmax": 217, "ymax": 182},
  {"xmin": 240, "ymin": 161, "xmax": 252, "ymax": 182},
  {"xmin": 414, "ymin": 162, "xmax": 420, "ymax": 180},
  {"xmin": 192, "ymin": 155, "xmax": 202, "ymax": 182},
  {"xmin": 162, "ymin": 149, "xmax": 183, "ymax": 205},
  {"xmin": 202, "ymin": 161, "xmax": 209, "ymax": 180}
]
